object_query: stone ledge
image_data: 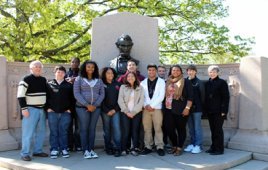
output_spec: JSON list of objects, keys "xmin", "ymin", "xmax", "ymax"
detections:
[
  {"xmin": 0, "ymin": 130, "xmax": 18, "ymax": 152},
  {"xmin": 253, "ymin": 153, "xmax": 268, "ymax": 162},
  {"xmin": 228, "ymin": 129, "xmax": 268, "ymax": 154}
]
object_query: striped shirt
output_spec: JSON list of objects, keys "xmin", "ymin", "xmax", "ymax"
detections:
[{"xmin": 17, "ymin": 74, "xmax": 47, "ymax": 110}]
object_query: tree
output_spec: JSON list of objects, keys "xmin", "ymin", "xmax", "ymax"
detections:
[{"xmin": 0, "ymin": 0, "xmax": 254, "ymax": 64}]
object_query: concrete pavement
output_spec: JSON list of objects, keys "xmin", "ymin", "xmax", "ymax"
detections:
[{"xmin": 1, "ymin": 147, "xmax": 266, "ymax": 170}]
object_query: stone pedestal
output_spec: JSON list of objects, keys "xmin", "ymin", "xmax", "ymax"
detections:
[
  {"xmin": 228, "ymin": 56, "xmax": 268, "ymax": 153},
  {"xmin": 0, "ymin": 56, "xmax": 18, "ymax": 151}
]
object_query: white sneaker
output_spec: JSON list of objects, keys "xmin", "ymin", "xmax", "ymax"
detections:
[
  {"xmin": 90, "ymin": 150, "xmax": 98, "ymax": 158},
  {"xmin": 62, "ymin": 149, "xmax": 70, "ymax": 158},
  {"xmin": 84, "ymin": 150, "xmax": 92, "ymax": 159},
  {"xmin": 184, "ymin": 144, "xmax": 194, "ymax": 152},
  {"xmin": 50, "ymin": 150, "xmax": 59, "ymax": 159},
  {"xmin": 191, "ymin": 145, "xmax": 202, "ymax": 154}
]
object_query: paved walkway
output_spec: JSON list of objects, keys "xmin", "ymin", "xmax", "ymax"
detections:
[{"xmin": 0, "ymin": 147, "xmax": 261, "ymax": 170}]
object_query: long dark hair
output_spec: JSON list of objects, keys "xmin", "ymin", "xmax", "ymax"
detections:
[
  {"xmin": 101, "ymin": 67, "xmax": 117, "ymax": 84},
  {"xmin": 124, "ymin": 72, "xmax": 140, "ymax": 89},
  {"xmin": 168, "ymin": 64, "xmax": 183, "ymax": 76},
  {"xmin": 80, "ymin": 60, "xmax": 99, "ymax": 79}
]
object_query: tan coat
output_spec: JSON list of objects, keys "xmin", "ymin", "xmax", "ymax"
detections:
[{"xmin": 118, "ymin": 85, "xmax": 144, "ymax": 116}]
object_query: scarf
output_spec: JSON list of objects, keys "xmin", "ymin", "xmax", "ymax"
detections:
[{"xmin": 165, "ymin": 74, "xmax": 184, "ymax": 100}]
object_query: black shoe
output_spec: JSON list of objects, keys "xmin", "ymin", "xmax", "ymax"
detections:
[
  {"xmin": 105, "ymin": 149, "xmax": 114, "ymax": 155},
  {"xmin": 21, "ymin": 155, "xmax": 31, "ymax": 161},
  {"xmin": 114, "ymin": 150, "xmax": 121, "ymax": 157},
  {"xmin": 205, "ymin": 148, "xmax": 215, "ymax": 153},
  {"xmin": 33, "ymin": 152, "xmax": 48, "ymax": 157},
  {"xmin": 210, "ymin": 151, "xmax": 224, "ymax": 155},
  {"xmin": 140, "ymin": 148, "xmax": 152, "ymax": 155},
  {"xmin": 157, "ymin": 149, "xmax": 165, "ymax": 156}
]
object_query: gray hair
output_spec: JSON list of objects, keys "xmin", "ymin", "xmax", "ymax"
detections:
[
  {"xmin": 208, "ymin": 65, "xmax": 220, "ymax": 73},
  {"xmin": 29, "ymin": 60, "xmax": 43, "ymax": 69}
]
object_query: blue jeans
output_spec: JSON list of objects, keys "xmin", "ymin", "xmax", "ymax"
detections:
[
  {"xmin": 48, "ymin": 112, "xmax": 71, "ymax": 151},
  {"xmin": 121, "ymin": 112, "xmax": 142, "ymax": 151},
  {"xmin": 76, "ymin": 107, "xmax": 100, "ymax": 151},
  {"xmin": 187, "ymin": 112, "xmax": 203, "ymax": 146},
  {"xmin": 21, "ymin": 107, "xmax": 46, "ymax": 157},
  {"xmin": 101, "ymin": 111, "xmax": 121, "ymax": 151}
]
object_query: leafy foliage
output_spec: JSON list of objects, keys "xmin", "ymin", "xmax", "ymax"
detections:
[{"xmin": 0, "ymin": 0, "xmax": 254, "ymax": 64}]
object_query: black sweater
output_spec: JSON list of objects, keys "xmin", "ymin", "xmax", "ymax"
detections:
[
  {"xmin": 204, "ymin": 76, "xmax": 230, "ymax": 114},
  {"xmin": 17, "ymin": 74, "xmax": 47, "ymax": 110},
  {"xmin": 189, "ymin": 76, "xmax": 205, "ymax": 113},
  {"xmin": 101, "ymin": 80, "xmax": 121, "ymax": 113},
  {"xmin": 46, "ymin": 79, "xmax": 74, "ymax": 113}
]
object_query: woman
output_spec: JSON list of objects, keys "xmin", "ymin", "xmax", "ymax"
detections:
[
  {"xmin": 73, "ymin": 60, "xmax": 105, "ymax": 159},
  {"xmin": 163, "ymin": 65, "xmax": 193, "ymax": 156},
  {"xmin": 118, "ymin": 72, "xmax": 144, "ymax": 156},
  {"xmin": 101, "ymin": 67, "xmax": 122, "ymax": 157},
  {"xmin": 204, "ymin": 65, "xmax": 229, "ymax": 155}
]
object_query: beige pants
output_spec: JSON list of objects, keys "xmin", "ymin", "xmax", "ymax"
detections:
[{"xmin": 142, "ymin": 109, "xmax": 164, "ymax": 149}]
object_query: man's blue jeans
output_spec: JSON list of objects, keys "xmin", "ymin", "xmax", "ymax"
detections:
[
  {"xmin": 101, "ymin": 111, "xmax": 121, "ymax": 151},
  {"xmin": 21, "ymin": 107, "xmax": 46, "ymax": 157},
  {"xmin": 76, "ymin": 107, "xmax": 100, "ymax": 152},
  {"xmin": 48, "ymin": 112, "xmax": 71, "ymax": 151},
  {"xmin": 187, "ymin": 112, "xmax": 203, "ymax": 146},
  {"xmin": 121, "ymin": 112, "xmax": 142, "ymax": 151}
]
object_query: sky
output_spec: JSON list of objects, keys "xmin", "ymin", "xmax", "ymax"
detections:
[{"xmin": 222, "ymin": 0, "xmax": 268, "ymax": 56}]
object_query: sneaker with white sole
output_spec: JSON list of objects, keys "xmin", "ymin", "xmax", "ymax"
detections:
[
  {"xmin": 184, "ymin": 144, "xmax": 194, "ymax": 152},
  {"xmin": 90, "ymin": 150, "xmax": 98, "ymax": 158},
  {"xmin": 62, "ymin": 149, "xmax": 70, "ymax": 158},
  {"xmin": 50, "ymin": 150, "xmax": 59, "ymax": 159},
  {"xmin": 84, "ymin": 150, "xmax": 91, "ymax": 159},
  {"xmin": 191, "ymin": 145, "xmax": 202, "ymax": 154}
]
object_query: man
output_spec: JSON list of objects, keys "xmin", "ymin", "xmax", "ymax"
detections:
[
  {"xmin": 47, "ymin": 66, "xmax": 73, "ymax": 159},
  {"xmin": 157, "ymin": 65, "xmax": 166, "ymax": 80},
  {"xmin": 17, "ymin": 60, "xmax": 48, "ymax": 161},
  {"xmin": 65, "ymin": 57, "xmax": 82, "ymax": 152},
  {"xmin": 184, "ymin": 65, "xmax": 205, "ymax": 154},
  {"xmin": 140, "ymin": 64, "xmax": 166, "ymax": 156},
  {"xmin": 117, "ymin": 59, "xmax": 145, "ymax": 83}
]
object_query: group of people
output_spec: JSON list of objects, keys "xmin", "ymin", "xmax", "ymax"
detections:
[{"xmin": 17, "ymin": 58, "xmax": 229, "ymax": 162}]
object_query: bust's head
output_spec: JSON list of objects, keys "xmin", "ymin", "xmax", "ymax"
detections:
[{"xmin": 115, "ymin": 34, "xmax": 133, "ymax": 57}]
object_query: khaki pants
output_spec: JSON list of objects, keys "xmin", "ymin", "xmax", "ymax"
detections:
[{"xmin": 142, "ymin": 109, "xmax": 164, "ymax": 149}]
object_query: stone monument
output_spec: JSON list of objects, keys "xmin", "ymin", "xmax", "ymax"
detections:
[
  {"xmin": 228, "ymin": 56, "xmax": 268, "ymax": 154},
  {"xmin": 90, "ymin": 12, "xmax": 159, "ymax": 75}
]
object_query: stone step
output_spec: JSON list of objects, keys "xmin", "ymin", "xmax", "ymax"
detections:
[
  {"xmin": 0, "ymin": 148, "xmax": 252, "ymax": 170},
  {"xmin": 228, "ymin": 160, "xmax": 268, "ymax": 170}
]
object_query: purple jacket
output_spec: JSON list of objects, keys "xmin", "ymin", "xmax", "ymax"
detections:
[{"xmin": 73, "ymin": 76, "xmax": 105, "ymax": 107}]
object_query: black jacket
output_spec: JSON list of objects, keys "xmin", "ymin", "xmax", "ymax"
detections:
[
  {"xmin": 188, "ymin": 76, "xmax": 205, "ymax": 113},
  {"xmin": 46, "ymin": 79, "xmax": 74, "ymax": 113},
  {"xmin": 204, "ymin": 76, "xmax": 229, "ymax": 115},
  {"xmin": 101, "ymin": 80, "xmax": 121, "ymax": 113}
]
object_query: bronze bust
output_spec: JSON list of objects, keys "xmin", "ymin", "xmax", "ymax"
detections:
[{"xmin": 110, "ymin": 34, "xmax": 139, "ymax": 75}]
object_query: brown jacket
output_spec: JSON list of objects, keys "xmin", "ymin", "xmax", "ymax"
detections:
[{"xmin": 118, "ymin": 85, "xmax": 144, "ymax": 116}]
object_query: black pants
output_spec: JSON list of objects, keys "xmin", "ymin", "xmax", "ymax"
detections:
[
  {"xmin": 163, "ymin": 109, "xmax": 188, "ymax": 148},
  {"xmin": 207, "ymin": 113, "xmax": 224, "ymax": 152},
  {"xmin": 121, "ymin": 112, "xmax": 142, "ymax": 150},
  {"xmin": 68, "ymin": 111, "xmax": 81, "ymax": 150}
]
